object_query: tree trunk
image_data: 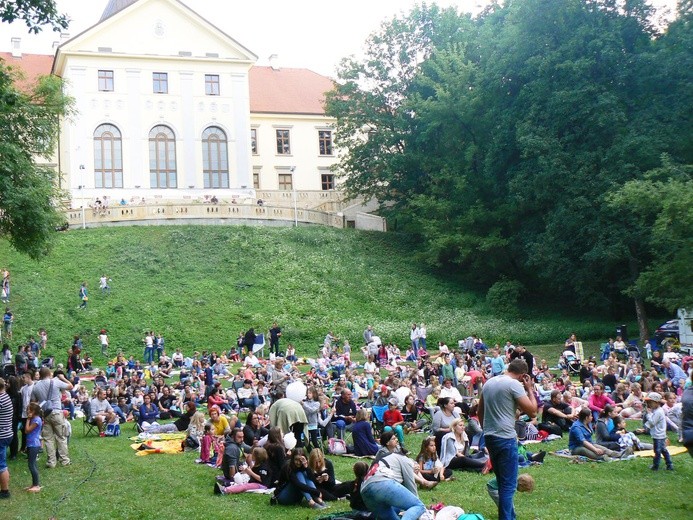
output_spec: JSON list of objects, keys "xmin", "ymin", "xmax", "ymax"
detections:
[
  {"xmin": 633, "ymin": 296, "xmax": 649, "ymax": 345},
  {"xmin": 627, "ymin": 248, "xmax": 649, "ymax": 344}
]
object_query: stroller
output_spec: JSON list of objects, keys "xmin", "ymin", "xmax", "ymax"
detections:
[{"xmin": 560, "ymin": 350, "xmax": 582, "ymax": 375}]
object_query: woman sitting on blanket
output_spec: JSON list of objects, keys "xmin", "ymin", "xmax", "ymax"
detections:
[
  {"xmin": 439, "ymin": 418, "xmax": 487, "ymax": 472},
  {"xmin": 215, "ymin": 447, "xmax": 273, "ymax": 495}
]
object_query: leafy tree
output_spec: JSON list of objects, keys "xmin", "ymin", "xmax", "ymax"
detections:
[
  {"xmin": 328, "ymin": 0, "xmax": 691, "ymax": 340},
  {"xmin": 0, "ymin": 1, "xmax": 72, "ymax": 258},
  {"xmin": 0, "ymin": 0, "xmax": 68, "ymax": 34},
  {"xmin": 608, "ymin": 157, "xmax": 693, "ymax": 312}
]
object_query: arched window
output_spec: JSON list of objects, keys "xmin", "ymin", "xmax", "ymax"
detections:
[
  {"xmin": 149, "ymin": 125, "xmax": 177, "ymax": 188},
  {"xmin": 93, "ymin": 124, "xmax": 123, "ymax": 188},
  {"xmin": 202, "ymin": 126, "xmax": 229, "ymax": 188}
]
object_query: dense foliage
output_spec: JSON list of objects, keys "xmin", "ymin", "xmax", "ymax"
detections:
[
  {"xmin": 0, "ymin": 0, "xmax": 72, "ymax": 258},
  {"xmin": 326, "ymin": 0, "xmax": 693, "ymax": 341}
]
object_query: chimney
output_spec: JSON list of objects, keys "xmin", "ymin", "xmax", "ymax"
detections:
[
  {"xmin": 11, "ymin": 37, "xmax": 21, "ymax": 58},
  {"xmin": 269, "ymin": 54, "xmax": 280, "ymax": 71}
]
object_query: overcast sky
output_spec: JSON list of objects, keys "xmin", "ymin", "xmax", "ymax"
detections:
[{"xmin": 0, "ymin": 0, "xmax": 678, "ymax": 77}]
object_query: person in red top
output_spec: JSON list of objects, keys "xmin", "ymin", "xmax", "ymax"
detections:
[
  {"xmin": 465, "ymin": 368, "xmax": 486, "ymax": 396},
  {"xmin": 588, "ymin": 383, "xmax": 620, "ymax": 421},
  {"xmin": 383, "ymin": 397, "xmax": 405, "ymax": 446}
]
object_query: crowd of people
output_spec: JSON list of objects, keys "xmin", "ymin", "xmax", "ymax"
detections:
[{"xmin": 0, "ymin": 322, "xmax": 691, "ymax": 520}]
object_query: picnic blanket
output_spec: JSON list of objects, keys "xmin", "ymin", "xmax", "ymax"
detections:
[
  {"xmin": 130, "ymin": 438, "xmax": 184, "ymax": 456},
  {"xmin": 633, "ymin": 446, "xmax": 688, "ymax": 458},
  {"xmin": 128, "ymin": 432, "xmax": 187, "ymax": 442}
]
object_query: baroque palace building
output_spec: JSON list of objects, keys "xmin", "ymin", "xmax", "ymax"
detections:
[{"xmin": 2, "ymin": 0, "xmax": 365, "ymax": 222}]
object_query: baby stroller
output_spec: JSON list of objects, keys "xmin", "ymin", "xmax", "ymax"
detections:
[
  {"xmin": 626, "ymin": 342, "xmax": 642, "ymax": 363},
  {"xmin": 560, "ymin": 350, "xmax": 582, "ymax": 375}
]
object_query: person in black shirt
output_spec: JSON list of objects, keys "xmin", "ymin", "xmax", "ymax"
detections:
[
  {"xmin": 538, "ymin": 390, "xmax": 577, "ymax": 436},
  {"xmin": 269, "ymin": 322, "xmax": 282, "ymax": 356}
]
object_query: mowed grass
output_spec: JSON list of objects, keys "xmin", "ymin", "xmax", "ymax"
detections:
[
  {"xmin": 0, "ymin": 225, "xmax": 664, "ymax": 362},
  {"xmin": 1, "ymin": 225, "xmax": 689, "ymax": 519},
  {"xmin": 1, "ymin": 400, "xmax": 691, "ymax": 520}
]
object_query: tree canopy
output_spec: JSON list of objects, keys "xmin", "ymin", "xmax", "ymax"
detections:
[
  {"xmin": 326, "ymin": 0, "xmax": 692, "ymax": 339},
  {"xmin": 0, "ymin": 0, "xmax": 72, "ymax": 259}
]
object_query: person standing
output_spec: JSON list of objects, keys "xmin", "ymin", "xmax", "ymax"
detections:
[
  {"xmin": 2, "ymin": 308, "xmax": 12, "ymax": 341},
  {"xmin": 0, "ymin": 377, "xmax": 13, "ymax": 499},
  {"xmin": 269, "ymin": 322, "xmax": 282, "ymax": 356},
  {"xmin": 478, "ymin": 359, "xmax": 537, "ymax": 520},
  {"xmin": 79, "ymin": 282, "xmax": 88, "ymax": 309},
  {"xmin": 682, "ymin": 371, "xmax": 693, "ymax": 457},
  {"xmin": 409, "ymin": 324, "xmax": 420, "ymax": 360},
  {"xmin": 99, "ymin": 274, "xmax": 111, "ymax": 294},
  {"xmin": 31, "ymin": 368, "xmax": 73, "ymax": 468},
  {"xmin": 99, "ymin": 329, "xmax": 109, "ymax": 357}
]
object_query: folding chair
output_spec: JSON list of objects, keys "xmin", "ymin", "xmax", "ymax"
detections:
[
  {"xmin": 81, "ymin": 401, "xmax": 98, "ymax": 437},
  {"xmin": 370, "ymin": 404, "xmax": 388, "ymax": 438}
]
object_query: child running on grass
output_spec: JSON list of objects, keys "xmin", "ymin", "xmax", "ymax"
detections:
[
  {"xmin": 25, "ymin": 403, "xmax": 43, "ymax": 493},
  {"xmin": 644, "ymin": 392, "xmax": 673, "ymax": 471}
]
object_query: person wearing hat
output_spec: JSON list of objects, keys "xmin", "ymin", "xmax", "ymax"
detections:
[
  {"xmin": 383, "ymin": 398, "xmax": 406, "ymax": 446},
  {"xmin": 644, "ymin": 392, "xmax": 673, "ymax": 470}
]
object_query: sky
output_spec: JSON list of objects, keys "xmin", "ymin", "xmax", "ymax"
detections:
[{"xmin": 0, "ymin": 0, "xmax": 679, "ymax": 77}]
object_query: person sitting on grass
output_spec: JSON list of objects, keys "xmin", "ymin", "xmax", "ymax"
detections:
[
  {"xmin": 568, "ymin": 408, "xmax": 624, "ymax": 461},
  {"xmin": 144, "ymin": 402, "xmax": 196, "ymax": 434},
  {"xmin": 273, "ymin": 448, "xmax": 328, "ymax": 509},
  {"xmin": 137, "ymin": 393, "xmax": 160, "ymax": 431},
  {"xmin": 307, "ymin": 447, "xmax": 352, "ymax": 501},
  {"xmin": 215, "ymin": 446, "xmax": 273, "ymax": 495},
  {"xmin": 440, "ymin": 418, "xmax": 488, "ymax": 473},
  {"xmin": 416, "ymin": 435, "xmax": 452, "ymax": 482}
]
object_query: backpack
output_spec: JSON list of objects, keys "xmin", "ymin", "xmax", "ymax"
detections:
[
  {"xmin": 105, "ymin": 423, "xmax": 120, "ymax": 437},
  {"xmin": 328, "ymin": 437, "xmax": 347, "ymax": 455}
]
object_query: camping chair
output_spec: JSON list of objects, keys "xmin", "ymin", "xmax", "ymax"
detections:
[
  {"xmin": 252, "ymin": 333, "xmax": 265, "ymax": 358},
  {"xmin": 370, "ymin": 404, "xmax": 388, "ymax": 438},
  {"xmin": 81, "ymin": 401, "xmax": 98, "ymax": 437}
]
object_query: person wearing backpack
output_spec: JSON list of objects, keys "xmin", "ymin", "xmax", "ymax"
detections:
[
  {"xmin": 361, "ymin": 431, "xmax": 427, "ymax": 520},
  {"xmin": 30, "ymin": 368, "xmax": 73, "ymax": 468}
]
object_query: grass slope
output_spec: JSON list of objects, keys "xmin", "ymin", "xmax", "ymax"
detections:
[{"xmin": 0, "ymin": 225, "xmax": 654, "ymax": 361}]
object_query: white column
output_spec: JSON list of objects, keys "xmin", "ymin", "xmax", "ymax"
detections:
[
  {"xmin": 230, "ymin": 72, "xmax": 251, "ymax": 188},
  {"xmin": 67, "ymin": 67, "xmax": 87, "ymax": 192},
  {"xmin": 179, "ymin": 71, "xmax": 196, "ymax": 188},
  {"xmin": 125, "ymin": 69, "xmax": 142, "ymax": 188}
]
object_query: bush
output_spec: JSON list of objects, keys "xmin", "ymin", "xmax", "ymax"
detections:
[{"xmin": 486, "ymin": 278, "xmax": 524, "ymax": 318}]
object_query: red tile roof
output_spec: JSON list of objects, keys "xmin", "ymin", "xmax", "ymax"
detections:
[
  {"xmin": 0, "ymin": 52, "xmax": 54, "ymax": 92},
  {"xmin": 249, "ymin": 66, "xmax": 334, "ymax": 116},
  {"xmin": 0, "ymin": 53, "xmax": 335, "ymax": 116}
]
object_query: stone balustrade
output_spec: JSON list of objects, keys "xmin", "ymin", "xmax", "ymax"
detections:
[{"xmin": 63, "ymin": 202, "xmax": 346, "ymax": 229}]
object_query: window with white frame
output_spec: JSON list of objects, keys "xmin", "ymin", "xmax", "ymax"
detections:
[
  {"xmin": 93, "ymin": 124, "xmax": 122, "ymax": 188},
  {"xmin": 98, "ymin": 70, "xmax": 114, "ymax": 92},
  {"xmin": 202, "ymin": 126, "xmax": 229, "ymax": 188},
  {"xmin": 276, "ymin": 129, "xmax": 291, "ymax": 155},
  {"xmin": 149, "ymin": 125, "xmax": 177, "ymax": 188}
]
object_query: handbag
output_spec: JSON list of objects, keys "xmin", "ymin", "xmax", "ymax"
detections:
[{"xmin": 41, "ymin": 379, "xmax": 54, "ymax": 415}]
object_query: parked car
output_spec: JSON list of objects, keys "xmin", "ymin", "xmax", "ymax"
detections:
[{"xmin": 654, "ymin": 319, "xmax": 679, "ymax": 347}]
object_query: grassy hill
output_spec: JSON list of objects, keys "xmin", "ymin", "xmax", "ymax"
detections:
[{"xmin": 1, "ymin": 225, "xmax": 653, "ymax": 363}]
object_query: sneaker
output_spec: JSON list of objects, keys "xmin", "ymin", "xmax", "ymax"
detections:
[
  {"xmin": 650, "ymin": 465, "xmax": 660, "ymax": 471},
  {"xmin": 666, "ymin": 466, "xmax": 674, "ymax": 471},
  {"xmin": 0, "ymin": 490, "xmax": 9, "ymax": 499},
  {"xmin": 310, "ymin": 501, "xmax": 327, "ymax": 510},
  {"xmin": 270, "ymin": 496, "xmax": 277, "ymax": 506},
  {"xmin": 532, "ymin": 451, "xmax": 547, "ymax": 463},
  {"xmin": 45, "ymin": 463, "xmax": 56, "ymax": 469},
  {"xmin": 214, "ymin": 483, "xmax": 225, "ymax": 495}
]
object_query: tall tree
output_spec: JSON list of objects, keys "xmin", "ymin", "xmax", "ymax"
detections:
[{"xmin": 0, "ymin": 0, "xmax": 72, "ymax": 258}]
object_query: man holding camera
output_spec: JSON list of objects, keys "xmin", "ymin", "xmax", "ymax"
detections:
[{"xmin": 31, "ymin": 367, "xmax": 73, "ymax": 467}]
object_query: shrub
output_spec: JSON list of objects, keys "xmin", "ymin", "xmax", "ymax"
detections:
[{"xmin": 486, "ymin": 278, "xmax": 524, "ymax": 318}]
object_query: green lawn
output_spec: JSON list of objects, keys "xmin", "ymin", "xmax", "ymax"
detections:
[
  {"xmin": 1, "ymin": 225, "xmax": 689, "ymax": 519},
  {"xmin": 0, "ymin": 225, "xmax": 664, "ymax": 364},
  {"xmin": 1, "ymin": 408, "xmax": 691, "ymax": 520}
]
